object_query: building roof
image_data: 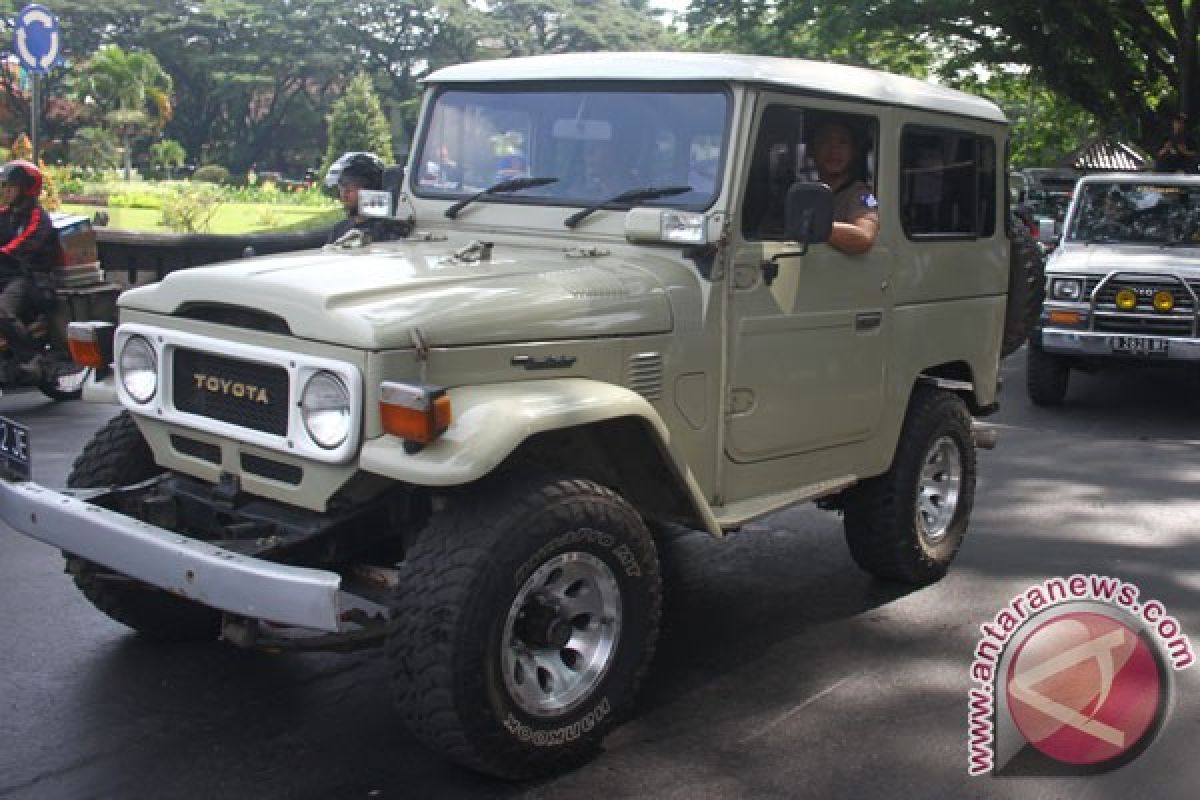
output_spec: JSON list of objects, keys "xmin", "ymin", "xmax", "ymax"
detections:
[
  {"xmin": 1061, "ymin": 137, "xmax": 1149, "ymax": 172},
  {"xmin": 424, "ymin": 52, "xmax": 1007, "ymax": 124}
]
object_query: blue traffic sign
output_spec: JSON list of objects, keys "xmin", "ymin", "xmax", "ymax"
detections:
[{"xmin": 13, "ymin": 4, "xmax": 60, "ymax": 74}]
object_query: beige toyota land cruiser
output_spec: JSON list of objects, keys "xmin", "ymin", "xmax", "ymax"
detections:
[{"xmin": 0, "ymin": 53, "xmax": 1032, "ymax": 778}]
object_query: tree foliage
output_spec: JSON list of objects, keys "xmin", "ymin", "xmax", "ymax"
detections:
[
  {"xmin": 0, "ymin": 0, "xmax": 670, "ymax": 176},
  {"xmin": 148, "ymin": 139, "xmax": 187, "ymax": 176},
  {"xmin": 16, "ymin": 0, "xmax": 1187, "ymax": 173},
  {"xmin": 323, "ymin": 73, "xmax": 396, "ymax": 171},
  {"xmin": 71, "ymin": 44, "xmax": 173, "ymax": 178},
  {"xmin": 682, "ymin": 0, "xmax": 1198, "ymax": 158},
  {"xmin": 68, "ymin": 127, "xmax": 121, "ymax": 171}
]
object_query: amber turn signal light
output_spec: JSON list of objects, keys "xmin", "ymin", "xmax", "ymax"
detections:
[
  {"xmin": 1047, "ymin": 310, "xmax": 1083, "ymax": 326},
  {"xmin": 380, "ymin": 382, "xmax": 453, "ymax": 444},
  {"xmin": 66, "ymin": 321, "xmax": 115, "ymax": 368}
]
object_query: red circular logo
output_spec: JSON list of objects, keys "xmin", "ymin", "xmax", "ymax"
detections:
[{"xmin": 1006, "ymin": 611, "xmax": 1163, "ymax": 765}]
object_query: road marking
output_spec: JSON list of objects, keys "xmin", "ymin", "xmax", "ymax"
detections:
[{"xmin": 740, "ymin": 675, "xmax": 855, "ymax": 743}]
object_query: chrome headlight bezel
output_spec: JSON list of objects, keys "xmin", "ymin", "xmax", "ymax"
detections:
[
  {"xmin": 118, "ymin": 334, "xmax": 159, "ymax": 404},
  {"xmin": 1050, "ymin": 277, "xmax": 1084, "ymax": 302},
  {"xmin": 301, "ymin": 370, "xmax": 352, "ymax": 450}
]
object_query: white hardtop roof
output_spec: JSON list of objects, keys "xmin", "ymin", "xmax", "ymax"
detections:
[{"xmin": 423, "ymin": 51, "xmax": 1007, "ymax": 124}]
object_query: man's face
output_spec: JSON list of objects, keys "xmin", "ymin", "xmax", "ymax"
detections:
[
  {"xmin": 338, "ymin": 180, "xmax": 362, "ymax": 215},
  {"xmin": 813, "ymin": 124, "xmax": 854, "ymax": 178},
  {"xmin": 1, "ymin": 183, "xmax": 19, "ymax": 208}
]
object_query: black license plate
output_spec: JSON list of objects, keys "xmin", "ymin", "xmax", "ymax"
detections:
[
  {"xmin": 0, "ymin": 414, "xmax": 31, "ymax": 481},
  {"xmin": 1110, "ymin": 336, "xmax": 1169, "ymax": 356}
]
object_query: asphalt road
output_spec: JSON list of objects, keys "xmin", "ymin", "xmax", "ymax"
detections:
[{"xmin": 2, "ymin": 349, "xmax": 1199, "ymax": 800}]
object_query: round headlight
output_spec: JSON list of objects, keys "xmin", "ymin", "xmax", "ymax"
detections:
[
  {"xmin": 301, "ymin": 371, "xmax": 351, "ymax": 449},
  {"xmin": 119, "ymin": 335, "xmax": 158, "ymax": 404},
  {"xmin": 1050, "ymin": 278, "xmax": 1083, "ymax": 301},
  {"xmin": 1115, "ymin": 288, "xmax": 1138, "ymax": 310}
]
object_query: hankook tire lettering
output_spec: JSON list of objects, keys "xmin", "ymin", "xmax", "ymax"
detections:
[{"xmin": 502, "ymin": 697, "xmax": 611, "ymax": 746}]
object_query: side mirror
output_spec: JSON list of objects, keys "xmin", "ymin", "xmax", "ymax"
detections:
[
  {"xmin": 783, "ymin": 182, "xmax": 834, "ymax": 252},
  {"xmin": 760, "ymin": 183, "xmax": 836, "ymax": 286},
  {"xmin": 1036, "ymin": 217, "xmax": 1056, "ymax": 243}
]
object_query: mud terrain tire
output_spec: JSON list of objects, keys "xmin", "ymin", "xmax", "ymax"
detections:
[
  {"xmin": 64, "ymin": 411, "xmax": 221, "ymax": 642},
  {"xmin": 843, "ymin": 388, "xmax": 976, "ymax": 584},
  {"xmin": 1003, "ymin": 221, "xmax": 1046, "ymax": 358},
  {"xmin": 1026, "ymin": 344, "xmax": 1070, "ymax": 407},
  {"xmin": 388, "ymin": 470, "xmax": 661, "ymax": 779}
]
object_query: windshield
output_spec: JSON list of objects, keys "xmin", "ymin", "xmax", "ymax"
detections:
[
  {"xmin": 1066, "ymin": 182, "xmax": 1200, "ymax": 245},
  {"xmin": 413, "ymin": 86, "xmax": 729, "ymax": 211}
]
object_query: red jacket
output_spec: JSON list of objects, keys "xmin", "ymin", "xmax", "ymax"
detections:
[{"xmin": 0, "ymin": 202, "xmax": 63, "ymax": 280}]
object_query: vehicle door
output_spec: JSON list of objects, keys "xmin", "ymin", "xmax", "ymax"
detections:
[{"xmin": 724, "ymin": 99, "xmax": 890, "ymax": 464}]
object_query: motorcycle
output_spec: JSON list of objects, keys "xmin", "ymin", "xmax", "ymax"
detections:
[{"xmin": 0, "ymin": 213, "xmax": 119, "ymax": 402}]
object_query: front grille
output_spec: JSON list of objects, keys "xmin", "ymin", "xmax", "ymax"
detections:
[
  {"xmin": 1094, "ymin": 315, "xmax": 1194, "ymax": 335},
  {"xmin": 240, "ymin": 452, "xmax": 303, "ymax": 485},
  {"xmin": 173, "ymin": 349, "xmax": 289, "ymax": 435},
  {"xmin": 1091, "ymin": 276, "xmax": 1197, "ymax": 336},
  {"xmin": 1095, "ymin": 279, "xmax": 1196, "ymax": 313}
]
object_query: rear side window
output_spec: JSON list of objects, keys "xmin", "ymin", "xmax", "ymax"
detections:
[{"xmin": 901, "ymin": 127, "xmax": 996, "ymax": 238}]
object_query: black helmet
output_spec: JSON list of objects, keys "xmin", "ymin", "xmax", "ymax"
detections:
[
  {"xmin": 0, "ymin": 159, "xmax": 43, "ymax": 200},
  {"xmin": 325, "ymin": 152, "xmax": 384, "ymax": 195}
]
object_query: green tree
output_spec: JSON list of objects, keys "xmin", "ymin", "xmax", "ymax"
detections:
[
  {"xmin": 148, "ymin": 138, "xmax": 187, "ymax": 177},
  {"xmin": 68, "ymin": 126, "xmax": 121, "ymax": 172},
  {"xmin": 322, "ymin": 73, "xmax": 395, "ymax": 172},
  {"xmin": 689, "ymin": 0, "xmax": 1199, "ymax": 155},
  {"xmin": 72, "ymin": 44, "xmax": 174, "ymax": 180},
  {"xmin": 486, "ymin": 0, "xmax": 670, "ymax": 56}
]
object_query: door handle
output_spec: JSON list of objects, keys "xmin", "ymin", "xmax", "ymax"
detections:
[{"xmin": 855, "ymin": 311, "xmax": 882, "ymax": 331}]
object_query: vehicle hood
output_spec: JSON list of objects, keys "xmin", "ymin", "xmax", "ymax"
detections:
[
  {"xmin": 1048, "ymin": 242, "xmax": 1200, "ymax": 276},
  {"xmin": 119, "ymin": 241, "xmax": 674, "ymax": 349}
]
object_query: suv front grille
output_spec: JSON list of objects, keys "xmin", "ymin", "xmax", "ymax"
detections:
[
  {"xmin": 1092, "ymin": 276, "xmax": 1197, "ymax": 336},
  {"xmin": 172, "ymin": 349, "xmax": 289, "ymax": 435}
]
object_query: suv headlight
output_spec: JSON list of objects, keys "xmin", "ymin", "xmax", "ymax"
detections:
[
  {"xmin": 1050, "ymin": 278, "xmax": 1084, "ymax": 301},
  {"xmin": 118, "ymin": 335, "xmax": 158, "ymax": 403},
  {"xmin": 301, "ymin": 371, "xmax": 351, "ymax": 449}
]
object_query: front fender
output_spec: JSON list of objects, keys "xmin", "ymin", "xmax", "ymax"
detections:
[{"xmin": 358, "ymin": 378, "xmax": 721, "ymax": 536}]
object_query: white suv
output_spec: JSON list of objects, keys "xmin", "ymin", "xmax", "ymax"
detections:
[{"xmin": 1028, "ymin": 173, "xmax": 1200, "ymax": 405}]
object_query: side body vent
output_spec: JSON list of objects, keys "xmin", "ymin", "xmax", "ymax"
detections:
[{"xmin": 626, "ymin": 352, "xmax": 664, "ymax": 401}]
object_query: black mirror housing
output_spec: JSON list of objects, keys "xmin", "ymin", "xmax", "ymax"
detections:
[{"xmin": 784, "ymin": 182, "xmax": 835, "ymax": 245}]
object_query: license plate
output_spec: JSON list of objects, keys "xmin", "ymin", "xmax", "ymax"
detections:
[
  {"xmin": 1110, "ymin": 336, "xmax": 1169, "ymax": 356},
  {"xmin": 0, "ymin": 415, "xmax": 30, "ymax": 481}
]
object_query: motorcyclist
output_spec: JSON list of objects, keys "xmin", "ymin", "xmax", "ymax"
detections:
[
  {"xmin": 324, "ymin": 152, "xmax": 408, "ymax": 244},
  {"xmin": 0, "ymin": 159, "xmax": 63, "ymax": 378}
]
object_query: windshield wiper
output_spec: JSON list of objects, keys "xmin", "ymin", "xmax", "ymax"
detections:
[
  {"xmin": 444, "ymin": 176, "xmax": 558, "ymax": 219},
  {"xmin": 564, "ymin": 185, "xmax": 692, "ymax": 228}
]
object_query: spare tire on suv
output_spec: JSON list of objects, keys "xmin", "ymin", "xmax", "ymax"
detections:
[{"xmin": 1002, "ymin": 215, "xmax": 1046, "ymax": 358}]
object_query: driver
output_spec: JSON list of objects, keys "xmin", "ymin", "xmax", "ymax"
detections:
[{"xmin": 0, "ymin": 159, "xmax": 63, "ymax": 378}]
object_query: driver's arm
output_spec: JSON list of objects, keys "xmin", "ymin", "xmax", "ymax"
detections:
[{"xmin": 830, "ymin": 215, "xmax": 879, "ymax": 255}]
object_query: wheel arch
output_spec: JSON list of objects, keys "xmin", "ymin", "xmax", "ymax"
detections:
[
  {"xmin": 918, "ymin": 361, "xmax": 996, "ymax": 416},
  {"xmin": 358, "ymin": 378, "xmax": 722, "ymax": 537}
]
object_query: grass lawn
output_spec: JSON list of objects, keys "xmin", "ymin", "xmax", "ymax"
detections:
[{"xmin": 62, "ymin": 203, "xmax": 340, "ymax": 234}]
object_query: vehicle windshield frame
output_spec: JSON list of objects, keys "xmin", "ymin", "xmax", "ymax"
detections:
[
  {"xmin": 410, "ymin": 82, "xmax": 732, "ymax": 214},
  {"xmin": 1065, "ymin": 180, "xmax": 1200, "ymax": 246}
]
